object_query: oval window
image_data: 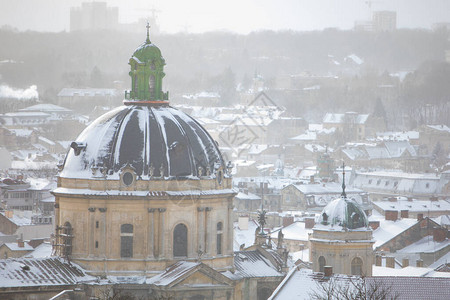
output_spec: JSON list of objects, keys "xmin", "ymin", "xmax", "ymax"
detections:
[{"xmin": 123, "ymin": 172, "xmax": 134, "ymax": 186}]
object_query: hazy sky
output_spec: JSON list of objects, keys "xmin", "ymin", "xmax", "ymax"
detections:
[{"xmin": 0, "ymin": 0, "xmax": 449, "ymax": 33}]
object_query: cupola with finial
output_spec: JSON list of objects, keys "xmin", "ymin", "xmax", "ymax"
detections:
[{"xmin": 125, "ymin": 22, "xmax": 168, "ymax": 104}]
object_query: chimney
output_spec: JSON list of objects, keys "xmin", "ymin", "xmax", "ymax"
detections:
[
  {"xmin": 402, "ymin": 258, "xmax": 409, "ymax": 268},
  {"xmin": 283, "ymin": 216, "xmax": 294, "ymax": 227},
  {"xmin": 310, "ymin": 175, "xmax": 315, "ymax": 184},
  {"xmin": 388, "ymin": 197, "xmax": 397, "ymax": 202},
  {"xmin": 386, "ymin": 256, "xmax": 395, "ymax": 268},
  {"xmin": 417, "ymin": 213, "xmax": 424, "ymax": 221},
  {"xmin": 17, "ymin": 239, "xmax": 24, "ymax": 248},
  {"xmin": 416, "ymin": 259, "xmax": 423, "ymax": 268},
  {"xmin": 385, "ymin": 210, "xmax": 398, "ymax": 221},
  {"xmin": 375, "ymin": 255, "xmax": 382, "ymax": 266},
  {"xmin": 324, "ymin": 266, "xmax": 333, "ymax": 277},
  {"xmin": 407, "ymin": 197, "xmax": 413, "ymax": 202},
  {"xmin": 5, "ymin": 210, "xmax": 13, "ymax": 218},
  {"xmin": 369, "ymin": 220, "xmax": 380, "ymax": 230},
  {"xmin": 430, "ymin": 196, "xmax": 438, "ymax": 202},
  {"xmin": 433, "ymin": 228, "xmax": 447, "ymax": 242},
  {"xmin": 305, "ymin": 217, "xmax": 315, "ymax": 229},
  {"xmin": 400, "ymin": 210, "xmax": 409, "ymax": 219}
]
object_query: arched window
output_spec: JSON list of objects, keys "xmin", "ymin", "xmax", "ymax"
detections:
[
  {"xmin": 318, "ymin": 256, "xmax": 326, "ymax": 273},
  {"xmin": 63, "ymin": 222, "xmax": 73, "ymax": 257},
  {"xmin": 121, "ymin": 224, "xmax": 133, "ymax": 258},
  {"xmin": 217, "ymin": 222, "xmax": 223, "ymax": 255},
  {"xmin": 173, "ymin": 223, "xmax": 187, "ymax": 257},
  {"xmin": 351, "ymin": 257, "xmax": 363, "ymax": 275}
]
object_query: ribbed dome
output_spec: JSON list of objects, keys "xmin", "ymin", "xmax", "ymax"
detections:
[
  {"xmin": 316, "ymin": 197, "xmax": 368, "ymax": 229},
  {"xmin": 132, "ymin": 42, "xmax": 164, "ymax": 63},
  {"xmin": 60, "ymin": 105, "xmax": 224, "ymax": 179}
]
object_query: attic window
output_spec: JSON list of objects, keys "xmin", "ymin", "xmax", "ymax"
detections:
[
  {"xmin": 368, "ymin": 179, "xmax": 372, "ymax": 184},
  {"xmin": 425, "ymin": 183, "xmax": 430, "ymax": 188},
  {"xmin": 376, "ymin": 180, "xmax": 381, "ymax": 186},
  {"xmin": 394, "ymin": 181, "xmax": 398, "ymax": 187},
  {"xmin": 385, "ymin": 181, "xmax": 389, "ymax": 186}
]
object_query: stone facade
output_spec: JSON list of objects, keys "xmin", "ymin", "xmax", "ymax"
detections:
[
  {"xmin": 310, "ymin": 228, "xmax": 374, "ymax": 276},
  {"xmin": 53, "ymin": 176, "xmax": 235, "ymax": 276}
]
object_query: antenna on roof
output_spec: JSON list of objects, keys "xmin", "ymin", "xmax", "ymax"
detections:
[{"xmin": 341, "ymin": 161, "xmax": 347, "ymax": 198}]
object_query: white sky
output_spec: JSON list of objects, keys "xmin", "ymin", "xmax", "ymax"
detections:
[{"xmin": 0, "ymin": 0, "xmax": 449, "ymax": 33}]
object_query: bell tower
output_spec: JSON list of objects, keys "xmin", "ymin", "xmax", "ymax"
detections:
[{"xmin": 126, "ymin": 23, "xmax": 168, "ymax": 102}]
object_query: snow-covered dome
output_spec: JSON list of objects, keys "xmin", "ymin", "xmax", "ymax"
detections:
[
  {"xmin": 316, "ymin": 197, "xmax": 368, "ymax": 229},
  {"xmin": 60, "ymin": 104, "xmax": 224, "ymax": 179}
]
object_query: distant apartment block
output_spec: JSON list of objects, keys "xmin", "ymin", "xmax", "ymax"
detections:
[
  {"xmin": 373, "ymin": 11, "xmax": 397, "ymax": 32},
  {"xmin": 70, "ymin": 2, "xmax": 119, "ymax": 32}
]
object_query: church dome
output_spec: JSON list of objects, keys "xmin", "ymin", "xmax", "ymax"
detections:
[
  {"xmin": 132, "ymin": 41, "xmax": 164, "ymax": 64},
  {"xmin": 316, "ymin": 197, "xmax": 368, "ymax": 229},
  {"xmin": 60, "ymin": 104, "xmax": 224, "ymax": 180}
]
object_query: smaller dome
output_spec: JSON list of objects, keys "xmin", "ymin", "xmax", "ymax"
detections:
[
  {"xmin": 316, "ymin": 197, "xmax": 368, "ymax": 229},
  {"xmin": 132, "ymin": 41, "xmax": 164, "ymax": 64}
]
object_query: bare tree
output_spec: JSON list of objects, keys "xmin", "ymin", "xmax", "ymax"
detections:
[{"xmin": 310, "ymin": 276, "xmax": 400, "ymax": 300}]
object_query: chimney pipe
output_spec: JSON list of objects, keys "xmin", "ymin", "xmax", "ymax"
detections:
[
  {"xmin": 400, "ymin": 210, "xmax": 409, "ymax": 219},
  {"xmin": 402, "ymin": 258, "xmax": 409, "ymax": 268},
  {"xmin": 305, "ymin": 217, "xmax": 315, "ymax": 229},
  {"xmin": 385, "ymin": 210, "xmax": 398, "ymax": 221},
  {"xmin": 369, "ymin": 220, "xmax": 380, "ymax": 230},
  {"xmin": 433, "ymin": 228, "xmax": 447, "ymax": 242},
  {"xmin": 416, "ymin": 259, "xmax": 423, "ymax": 268},
  {"xmin": 417, "ymin": 213, "xmax": 424, "ymax": 221},
  {"xmin": 324, "ymin": 266, "xmax": 333, "ymax": 277},
  {"xmin": 375, "ymin": 255, "xmax": 382, "ymax": 266},
  {"xmin": 386, "ymin": 256, "xmax": 395, "ymax": 268}
]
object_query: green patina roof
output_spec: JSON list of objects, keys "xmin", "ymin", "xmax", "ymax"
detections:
[
  {"xmin": 132, "ymin": 41, "xmax": 165, "ymax": 65},
  {"xmin": 318, "ymin": 197, "xmax": 369, "ymax": 230}
]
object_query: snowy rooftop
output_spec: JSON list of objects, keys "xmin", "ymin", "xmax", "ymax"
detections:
[
  {"xmin": 373, "ymin": 199, "xmax": 450, "ymax": 213},
  {"xmin": 290, "ymin": 182, "xmax": 363, "ymax": 195},
  {"xmin": 270, "ymin": 267, "xmax": 450, "ymax": 300},
  {"xmin": 234, "ymin": 219, "xmax": 258, "ymax": 251},
  {"xmin": 427, "ymin": 125, "xmax": 450, "ymax": 133},
  {"xmin": 3, "ymin": 242, "xmax": 34, "ymax": 251},
  {"xmin": 0, "ymin": 257, "xmax": 95, "ymax": 288},
  {"xmin": 235, "ymin": 192, "xmax": 261, "ymax": 200},
  {"xmin": 323, "ymin": 113, "xmax": 369, "ymax": 124},
  {"xmin": 370, "ymin": 211, "xmax": 418, "ymax": 249},
  {"xmin": 19, "ymin": 103, "xmax": 72, "ymax": 113},
  {"xmin": 397, "ymin": 235, "xmax": 450, "ymax": 254},
  {"xmin": 270, "ymin": 222, "xmax": 312, "ymax": 242},
  {"xmin": 233, "ymin": 249, "xmax": 284, "ymax": 278},
  {"xmin": 0, "ymin": 211, "xmax": 32, "ymax": 226},
  {"xmin": 58, "ymin": 88, "xmax": 118, "ymax": 97},
  {"xmin": 146, "ymin": 261, "xmax": 200, "ymax": 286}
]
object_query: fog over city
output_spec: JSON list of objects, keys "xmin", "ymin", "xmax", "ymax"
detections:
[
  {"xmin": 1, "ymin": 0, "xmax": 450, "ymax": 33},
  {"xmin": 0, "ymin": 1, "xmax": 449, "ymax": 299}
]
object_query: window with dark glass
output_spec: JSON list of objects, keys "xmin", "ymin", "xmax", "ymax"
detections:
[
  {"xmin": 173, "ymin": 223, "xmax": 187, "ymax": 257},
  {"xmin": 217, "ymin": 222, "xmax": 223, "ymax": 255},
  {"xmin": 120, "ymin": 224, "xmax": 133, "ymax": 258},
  {"xmin": 351, "ymin": 257, "xmax": 363, "ymax": 275},
  {"xmin": 63, "ymin": 222, "xmax": 73, "ymax": 257},
  {"xmin": 318, "ymin": 256, "xmax": 326, "ymax": 273}
]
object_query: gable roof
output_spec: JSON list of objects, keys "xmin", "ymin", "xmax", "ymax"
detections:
[
  {"xmin": 232, "ymin": 248, "xmax": 285, "ymax": 278},
  {"xmin": 147, "ymin": 261, "xmax": 233, "ymax": 288}
]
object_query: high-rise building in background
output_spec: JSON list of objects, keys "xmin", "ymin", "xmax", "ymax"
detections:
[
  {"xmin": 372, "ymin": 11, "xmax": 397, "ymax": 32},
  {"xmin": 70, "ymin": 2, "xmax": 119, "ymax": 32}
]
